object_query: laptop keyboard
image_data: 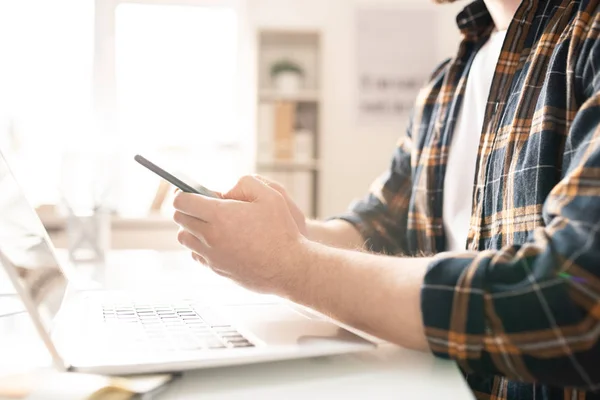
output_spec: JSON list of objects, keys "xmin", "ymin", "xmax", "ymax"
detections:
[{"xmin": 101, "ymin": 302, "xmax": 254, "ymax": 352}]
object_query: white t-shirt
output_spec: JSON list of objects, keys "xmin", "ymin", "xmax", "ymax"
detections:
[{"xmin": 443, "ymin": 30, "xmax": 507, "ymax": 252}]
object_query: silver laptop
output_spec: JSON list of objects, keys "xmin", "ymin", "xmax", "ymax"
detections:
[{"xmin": 0, "ymin": 150, "xmax": 374, "ymax": 376}]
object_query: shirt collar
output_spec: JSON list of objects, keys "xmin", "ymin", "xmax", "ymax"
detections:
[{"xmin": 456, "ymin": 0, "xmax": 495, "ymax": 40}]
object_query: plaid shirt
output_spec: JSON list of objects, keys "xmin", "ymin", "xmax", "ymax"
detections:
[{"xmin": 337, "ymin": 0, "xmax": 600, "ymax": 399}]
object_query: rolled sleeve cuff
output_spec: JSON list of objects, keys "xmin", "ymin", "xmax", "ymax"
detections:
[{"xmin": 420, "ymin": 252, "xmax": 490, "ymax": 364}]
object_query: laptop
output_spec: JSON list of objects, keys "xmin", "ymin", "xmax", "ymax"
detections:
[{"xmin": 0, "ymin": 150, "xmax": 374, "ymax": 376}]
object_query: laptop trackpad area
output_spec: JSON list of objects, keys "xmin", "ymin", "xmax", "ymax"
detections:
[{"xmin": 220, "ymin": 304, "xmax": 369, "ymax": 347}]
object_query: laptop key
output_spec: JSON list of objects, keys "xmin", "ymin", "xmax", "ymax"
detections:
[
  {"xmin": 227, "ymin": 336, "xmax": 250, "ymax": 343},
  {"xmin": 190, "ymin": 331, "xmax": 213, "ymax": 338},
  {"xmin": 230, "ymin": 342, "xmax": 254, "ymax": 348},
  {"xmin": 140, "ymin": 318, "xmax": 160, "ymax": 323},
  {"xmin": 205, "ymin": 341, "xmax": 226, "ymax": 349},
  {"xmin": 219, "ymin": 332, "xmax": 243, "ymax": 338},
  {"xmin": 184, "ymin": 321, "xmax": 203, "ymax": 326}
]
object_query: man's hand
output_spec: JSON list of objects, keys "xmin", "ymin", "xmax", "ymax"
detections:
[
  {"xmin": 252, "ymin": 176, "xmax": 364, "ymax": 249},
  {"xmin": 172, "ymin": 175, "xmax": 307, "ymax": 295},
  {"xmin": 172, "ymin": 174, "xmax": 429, "ymax": 350},
  {"xmin": 252, "ymin": 175, "xmax": 307, "ymax": 236}
]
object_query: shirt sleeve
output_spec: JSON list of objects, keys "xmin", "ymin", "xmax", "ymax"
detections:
[
  {"xmin": 421, "ymin": 23, "xmax": 600, "ymax": 389},
  {"xmin": 332, "ymin": 59, "xmax": 452, "ymax": 255},
  {"xmin": 333, "ymin": 133, "xmax": 414, "ymax": 255}
]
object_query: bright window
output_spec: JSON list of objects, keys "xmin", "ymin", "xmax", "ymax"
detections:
[
  {"xmin": 113, "ymin": 3, "xmax": 243, "ymax": 215},
  {"xmin": 116, "ymin": 4, "xmax": 238, "ymax": 148},
  {"xmin": 0, "ymin": 1, "xmax": 248, "ymax": 217},
  {"xmin": 0, "ymin": 0, "xmax": 94, "ymax": 206}
]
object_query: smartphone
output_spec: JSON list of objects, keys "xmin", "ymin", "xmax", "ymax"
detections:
[{"xmin": 134, "ymin": 154, "xmax": 219, "ymax": 198}]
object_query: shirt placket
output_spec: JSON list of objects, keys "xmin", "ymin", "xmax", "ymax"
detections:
[{"xmin": 466, "ymin": 0, "xmax": 540, "ymax": 251}]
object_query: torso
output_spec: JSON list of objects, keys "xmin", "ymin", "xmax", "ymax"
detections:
[{"xmin": 443, "ymin": 29, "xmax": 507, "ymax": 252}]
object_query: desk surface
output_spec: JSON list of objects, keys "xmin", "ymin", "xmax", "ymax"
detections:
[{"xmin": 0, "ymin": 250, "xmax": 474, "ymax": 399}]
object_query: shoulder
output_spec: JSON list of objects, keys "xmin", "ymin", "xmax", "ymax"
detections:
[
  {"xmin": 403, "ymin": 58, "xmax": 453, "ymax": 145},
  {"xmin": 412, "ymin": 58, "xmax": 452, "ymax": 113},
  {"xmin": 429, "ymin": 58, "xmax": 453, "ymax": 81}
]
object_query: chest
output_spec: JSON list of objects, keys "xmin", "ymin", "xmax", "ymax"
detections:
[{"xmin": 409, "ymin": 4, "xmax": 585, "ymax": 252}]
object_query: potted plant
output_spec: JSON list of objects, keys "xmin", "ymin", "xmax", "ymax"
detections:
[{"xmin": 270, "ymin": 59, "xmax": 304, "ymax": 94}]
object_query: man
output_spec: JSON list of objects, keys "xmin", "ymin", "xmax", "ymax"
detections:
[{"xmin": 172, "ymin": 0, "xmax": 600, "ymax": 398}]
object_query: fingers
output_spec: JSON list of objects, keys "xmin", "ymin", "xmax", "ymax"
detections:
[
  {"xmin": 191, "ymin": 250, "xmax": 231, "ymax": 279},
  {"xmin": 177, "ymin": 228, "xmax": 210, "ymax": 256},
  {"xmin": 191, "ymin": 251, "xmax": 207, "ymax": 265},
  {"xmin": 173, "ymin": 211, "xmax": 209, "ymax": 244},
  {"xmin": 224, "ymin": 175, "xmax": 277, "ymax": 202},
  {"xmin": 173, "ymin": 191, "xmax": 222, "ymax": 222}
]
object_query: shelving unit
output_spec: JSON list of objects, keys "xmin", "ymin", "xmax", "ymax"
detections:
[
  {"xmin": 257, "ymin": 159, "xmax": 320, "ymax": 171},
  {"xmin": 255, "ymin": 30, "xmax": 321, "ymax": 218}
]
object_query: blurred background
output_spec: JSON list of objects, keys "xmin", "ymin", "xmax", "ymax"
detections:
[{"xmin": 0, "ymin": 0, "xmax": 463, "ymax": 250}]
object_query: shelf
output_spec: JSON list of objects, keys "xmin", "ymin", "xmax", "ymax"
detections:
[
  {"xmin": 257, "ymin": 29, "xmax": 321, "ymax": 218},
  {"xmin": 257, "ymin": 159, "xmax": 319, "ymax": 171},
  {"xmin": 259, "ymin": 90, "xmax": 320, "ymax": 103}
]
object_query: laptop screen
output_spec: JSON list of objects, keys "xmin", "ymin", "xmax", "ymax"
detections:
[{"xmin": 0, "ymin": 151, "xmax": 68, "ymax": 332}]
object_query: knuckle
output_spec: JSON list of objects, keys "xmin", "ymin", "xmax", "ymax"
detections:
[
  {"xmin": 252, "ymin": 173, "xmax": 267, "ymax": 182},
  {"xmin": 238, "ymin": 174, "xmax": 255, "ymax": 186},
  {"xmin": 274, "ymin": 186, "xmax": 288, "ymax": 199},
  {"xmin": 268, "ymin": 188, "xmax": 285, "ymax": 202},
  {"xmin": 272, "ymin": 182, "xmax": 284, "ymax": 192},
  {"xmin": 199, "ymin": 257, "xmax": 209, "ymax": 266},
  {"xmin": 172, "ymin": 210, "xmax": 181, "ymax": 223},
  {"xmin": 266, "ymin": 179, "xmax": 285, "ymax": 193},
  {"xmin": 214, "ymin": 270, "xmax": 227, "ymax": 278},
  {"xmin": 177, "ymin": 228, "xmax": 186, "ymax": 245},
  {"xmin": 172, "ymin": 193, "xmax": 184, "ymax": 210}
]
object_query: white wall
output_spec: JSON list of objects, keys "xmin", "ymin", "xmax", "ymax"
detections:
[{"xmin": 249, "ymin": 0, "xmax": 464, "ymax": 218}]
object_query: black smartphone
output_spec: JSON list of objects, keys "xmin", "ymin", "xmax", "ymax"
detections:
[{"xmin": 134, "ymin": 154, "xmax": 219, "ymax": 198}]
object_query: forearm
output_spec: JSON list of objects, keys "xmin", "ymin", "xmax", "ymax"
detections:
[
  {"xmin": 287, "ymin": 239, "xmax": 431, "ymax": 351},
  {"xmin": 305, "ymin": 219, "xmax": 365, "ymax": 250}
]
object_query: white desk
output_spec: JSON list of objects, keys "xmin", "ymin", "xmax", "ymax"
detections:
[{"xmin": 0, "ymin": 251, "xmax": 474, "ymax": 399}]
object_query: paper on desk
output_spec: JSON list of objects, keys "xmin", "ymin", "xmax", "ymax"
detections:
[{"xmin": 0, "ymin": 371, "xmax": 175, "ymax": 400}]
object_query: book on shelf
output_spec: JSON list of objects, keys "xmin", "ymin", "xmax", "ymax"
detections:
[
  {"xmin": 294, "ymin": 128, "xmax": 314, "ymax": 163},
  {"xmin": 292, "ymin": 171, "xmax": 313, "ymax": 218},
  {"xmin": 257, "ymin": 103, "xmax": 275, "ymax": 162},
  {"xmin": 274, "ymin": 101, "xmax": 295, "ymax": 160},
  {"xmin": 257, "ymin": 102, "xmax": 315, "ymax": 164}
]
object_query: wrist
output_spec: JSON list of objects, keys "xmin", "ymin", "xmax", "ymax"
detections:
[
  {"xmin": 305, "ymin": 219, "xmax": 364, "ymax": 250},
  {"xmin": 279, "ymin": 237, "xmax": 322, "ymax": 303}
]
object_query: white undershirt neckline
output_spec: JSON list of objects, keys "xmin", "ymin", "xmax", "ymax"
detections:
[{"xmin": 442, "ymin": 30, "xmax": 507, "ymax": 252}]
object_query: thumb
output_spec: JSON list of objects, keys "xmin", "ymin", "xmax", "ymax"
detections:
[{"xmin": 224, "ymin": 175, "xmax": 274, "ymax": 202}]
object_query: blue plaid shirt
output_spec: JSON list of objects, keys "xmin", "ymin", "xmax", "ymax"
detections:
[{"xmin": 337, "ymin": 1, "xmax": 600, "ymax": 398}]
